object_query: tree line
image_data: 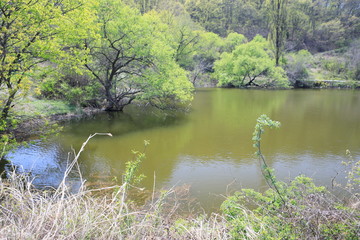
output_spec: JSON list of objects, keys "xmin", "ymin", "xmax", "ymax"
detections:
[{"xmin": 140, "ymin": 0, "xmax": 360, "ymax": 53}]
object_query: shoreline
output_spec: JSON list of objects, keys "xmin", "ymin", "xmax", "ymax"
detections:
[
  {"xmin": 11, "ymin": 83, "xmax": 360, "ymax": 140},
  {"xmin": 13, "ymin": 107, "xmax": 102, "ymax": 141}
]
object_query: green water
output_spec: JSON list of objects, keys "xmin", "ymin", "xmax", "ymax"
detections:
[{"xmin": 9, "ymin": 89, "xmax": 360, "ymax": 211}]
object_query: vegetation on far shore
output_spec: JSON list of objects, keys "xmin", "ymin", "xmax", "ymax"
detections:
[{"xmin": 1, "ymin": 0, "xmax": 360, "ymax": 135}]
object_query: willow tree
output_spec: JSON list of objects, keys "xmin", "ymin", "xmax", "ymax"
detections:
[
  {"xmin": 267, "ymin": 0, "xmax": 288, "ymax": 66},
  {"xmin": 85, "ymin": 0, "xmax": 193, "ymax": 111},
  {"xmin": 214, "ymin": 35, "xmax": 288, "ymax": 88},
  {"xmin": 0, "ymin": 0, "xmax": 96, "ymax": 123}
]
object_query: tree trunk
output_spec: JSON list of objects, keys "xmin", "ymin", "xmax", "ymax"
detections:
[
  {"xmin": 1, "ymin": 90, "xmax": 17, "ymax": 123},
  {"xmin": 104, "ymin": 91, "xmax": 134, "ymax": 112}
]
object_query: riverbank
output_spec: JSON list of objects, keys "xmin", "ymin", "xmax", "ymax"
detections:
[
  {"xmin": 292, "ymin": 79, "xmax": 360, "ymax": 89},
  {"xmin": 8, "ymin": 84, "xmax": 360, "ymax": 142},
  {"xmin": 7, "ymin": 97, "xmax": 101, "ymax": 140}
]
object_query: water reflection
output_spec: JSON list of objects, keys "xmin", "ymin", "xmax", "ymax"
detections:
[
  {"xmin": 6, "ymin": 141, "xmax": 82, "ymax": 192},
  {"xmin": 6, "ymin": 88, "xmax": 360, "ymax": 211}
]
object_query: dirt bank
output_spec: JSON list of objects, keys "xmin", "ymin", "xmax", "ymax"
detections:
[{"xmin": 13, "ymin": 107, "xmax": 102, "ymax": 141}]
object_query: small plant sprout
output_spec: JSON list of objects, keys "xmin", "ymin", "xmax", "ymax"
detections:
[
  {"xmin": 123, "ymin": 140, "xmax": 149, "ymax": 187},
  {"xmin": 252, "ymin": 114, "xmax": 285, "ymax": 204}
]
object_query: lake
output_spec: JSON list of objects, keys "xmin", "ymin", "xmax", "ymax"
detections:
[{"xmin": 7, "ymin": 88, "xmax": 360, "ymax": 212}]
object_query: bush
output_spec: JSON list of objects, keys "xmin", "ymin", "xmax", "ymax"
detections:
[
  {"xmin": 39, "ymin": 69, "xmax": 101, "ymax": 107},
  {"xmin": 221, "ymin": 176, "xmax": 359, "ymax": 239},
  {"xmin": 285, "ymin": 50, "xmax": 312, "ymax": 84}
]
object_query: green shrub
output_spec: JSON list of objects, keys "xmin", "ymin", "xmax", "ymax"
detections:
[
  {"xmin": 39, "ymin": 70, "xmax": 101, "ymax": 107},
  {"xmin": 285, "ymin": 50, "xmax": 312, "ymax": 86}
]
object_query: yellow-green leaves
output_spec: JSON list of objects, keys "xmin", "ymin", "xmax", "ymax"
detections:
[
  {"xmin": 252, "ymin": 114, "xmax": 281, "ymax": 156},
  {"xmin": 214, "ymin": 35, "xmax": 289, "ymax": 88},
  {"xmin": 85, "ymin": 0, "xmax": 194, "ymax": 111},
  {"xmin": 0, "ymin": 0, "xmax": 97, "ymax": 121}
]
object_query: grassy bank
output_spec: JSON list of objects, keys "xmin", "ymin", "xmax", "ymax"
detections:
[{"xmin": 6, "ymin": 96, "xmax": 101, "ymax": 141}]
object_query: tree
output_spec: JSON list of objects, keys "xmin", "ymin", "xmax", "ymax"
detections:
[
  {"xmin": 185, "ymin": 0, "xmax": 226, "ymax": 36},
  {"xmin": 225, "ymin": 0, "xmax": 268, "ymax": 39},
  {"xmin": 214, "ymin": 35, "xmax": 288, "ymax": 87},
  {"xmin": 190, "ymin": 30, "xmax": 225, "ymax": 85},
  {"xmin": 84, "ymin": 0, "xmax": 193, "ymax": 111},
  {"xmin": 160, "ymin": 11, "xmax": 201, "ymax": 70},
  {"xmin": 223, "ymin": 32, "xmax": 247, "ymax": 52},
  {"xmin": 267, "ymin": 0, "xmax": 288, "ymax": 66},
  {"xmin": 0, "ymin": 0, "xmax": 96, "ymax": 124}
]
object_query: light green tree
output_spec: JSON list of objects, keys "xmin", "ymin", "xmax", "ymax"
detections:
[
  {"xmin": 84, "ymin": 0, "xmax": 193, "ymax": 111},
  {"xmin": 0, "ymin": 0, "xmax": 96, "ymax": 124},
  {"xmin": 214, "ymin": 35, "xmax": 288, "ymax": 87},
  {"xmin": 223, "ymin": 32, "xmax": 247, "ymax": 52}
]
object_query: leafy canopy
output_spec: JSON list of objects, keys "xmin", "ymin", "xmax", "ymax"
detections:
[
  {"xmin": 0, "ymin": 0, "xmax": 97, "ymax": 121},
  {"xmin": 214, "ymin": 35, "xmax": 288, "ymax": 87},
  {"xmin": 85, "ymin": 0, "xmax": 194, "ymax": 111}
]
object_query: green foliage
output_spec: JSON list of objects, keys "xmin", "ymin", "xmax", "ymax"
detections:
[
  {"xmin": 39, "ymin": 69, "xmax": 101, "ymax": 107},
  {"xmin": 252, "ymin": 115, "xmax": 286, "ymax": 207},
  {"xmin": 182, "ymin": 0, "xmax": 360, "ymax": 54},
  {"xmin": 0, "ymin": 122, "xmax": 16, "ymax": 161},
  {"xmin": 265, "ymin": 66, "xmax": 289, "ymax": 88},
  {"xmin": 252, "ymin": 114, "xmax": 281, "ymax": 157},
  {"xmin": 220, "ymin": 175, "xmax": 355, "ymax": 240},
  {"xmin": 345, "ymin": 40, "xmax": 360, "ymax": 81},
  {"xmin": 123, "ymin": 141, "xmax": 149, "ymax": 188},
  {"xmin": 0, "ymin": 0, "xmax": 97, "ymax": 122},
  {"xmin": 214, "ymin": 35, "xmax": 289, "ymax": 88},
  {"xmin": 194, "ymin": 31, "xmax": 225, "ymax": 61},
  {"xmin": 185, "ymin": 0, "xmax": 269, "ymax": 38},
  {"xmin": 85, "ymin": 0, "xmax": 194, "ymax": 111},
  {"xmin": 285, "ymin": 50, "xmax": 312, "ymax": 84},
  {"xmin": 188, "ymin": 30, "xmax": 225, "ymax": 86},
  {"xmin": 343, "ymin": 150, "xmax": 360, "ymax": 193},
  {"xmin": 163, "ymin": 13, "xmax": 200, "ymax": 70},
  {"xmin": 184, "ymin": 0, "xmax": 226, "ymax": 36},
  {"xmin": 322, "ymin": 59, "xmax": 346, "ymax": 75},
  {"xmin": 223, "ymin": 32, "xmax": 247, "ymax": 53},
  {"xmin": 0, "ymin": 0, "xmax": 96, "ymax": 159}
]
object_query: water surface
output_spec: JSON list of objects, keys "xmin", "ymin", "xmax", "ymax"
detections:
[{"xmin": 8, "ymin": 89, "xmax": 360, "ymax": 211}]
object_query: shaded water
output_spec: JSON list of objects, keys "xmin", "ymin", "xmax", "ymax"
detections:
[{"xmin": 8, "ymin": 89, "xmax": 360, "ymax": 211}]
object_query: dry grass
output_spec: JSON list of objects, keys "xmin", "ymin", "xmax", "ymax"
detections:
[{"xmin": 0, "ymin": 173, "xmax": 230, "ymax": 239}]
